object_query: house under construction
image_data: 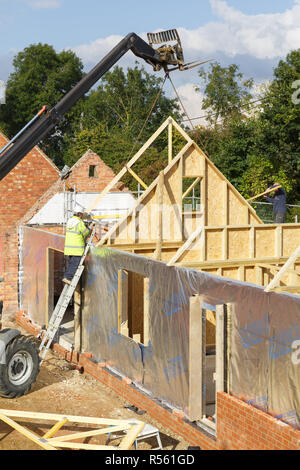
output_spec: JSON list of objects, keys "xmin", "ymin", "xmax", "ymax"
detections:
[{"xmin": 17, "ymin": 117, "xmax": 300, "ymax": 450}]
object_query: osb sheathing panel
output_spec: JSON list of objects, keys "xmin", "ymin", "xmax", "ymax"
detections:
[
  {"xmin": 96, "ymin": 118, "xmax": 300, "ymax": 289},
  {"xmin": 228, "ymin": 228, "xmax": 250, "ymax": 260},
  {"xmin": 206, "ymin": 230, "xmax": 223, "ymax": 260},
  {"xmin": 206, "ymin": 163, "xmax": 224, "ymax": 226},
  {"xmin": 100, "ymin": 121, "xmax": 262, "ymax": 249},
  {"xmin": 182, "ymin": 145, "xmax": 203, "ymax": 177},
  {"xmin": 255, "ymin": 227, "xmax": 276, "ymax": 258},
  {"xmin": 282, "ymin": 226, "xmax": 300, "ymax": 256}
]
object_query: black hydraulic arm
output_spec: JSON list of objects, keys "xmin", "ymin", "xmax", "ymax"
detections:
[{"xmin": 0, "ymin": 33, "xmax": 162, "ymax": 180}]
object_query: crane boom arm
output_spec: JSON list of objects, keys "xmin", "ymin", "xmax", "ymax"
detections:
[{"xmin": 0, "ymin": 32, "xmax": 164, "ymax": 180}]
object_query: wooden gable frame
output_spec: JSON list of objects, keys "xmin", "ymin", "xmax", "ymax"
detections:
[{"xmin": 86, "ymin": 117, "xmax": 300, "ymax": 291}]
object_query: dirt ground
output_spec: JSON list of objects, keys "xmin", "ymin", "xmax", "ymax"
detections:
[{"xmin": 0, "ymin": 319, "xmax": 189, "ymax": 451}]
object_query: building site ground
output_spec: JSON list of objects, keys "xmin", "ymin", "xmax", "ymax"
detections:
[{"xmin": 0, "ymin": 319, "xmax": 188, "ymax": 451}]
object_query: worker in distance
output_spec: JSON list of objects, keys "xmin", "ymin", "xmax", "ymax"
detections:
[{"xmin": 263, "ymin": 182, "xmax": 287, "ymax": 223}]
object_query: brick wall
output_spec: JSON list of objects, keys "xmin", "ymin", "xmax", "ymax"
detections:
[
  {"xmin": 0, "ymin": 143, "xmax": 125, "ymax": 315},
  {"xmin": 67, "ymin": 149, "xmax": 125, "ymax": 192},
  {"xmin": 0, "ymin": 132, "xmax": 59, "ymax": 229},
  {"xmin": 217, "ymin": 392, "xmax": 300, "ymax": 450},
  {"xmin": 13, "ymin": 311, "xmax": 300, "ymax": 450},
  {"xmin": 0, "ymin": 131, "xmax": 60, "ymax": 315}
]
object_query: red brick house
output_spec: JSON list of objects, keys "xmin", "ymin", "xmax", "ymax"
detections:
[
  {"xmin": 0, "ymin": 130, "xmax": 59, "ymax": 313},
  {"xmin": 0, "ymin": 140, "xmax": 131, "ymax": 316}
]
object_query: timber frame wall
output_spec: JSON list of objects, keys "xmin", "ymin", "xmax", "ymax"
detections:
[{"xmin": 85, "ymin": 117, "xmax": 300, "ymax": 293}]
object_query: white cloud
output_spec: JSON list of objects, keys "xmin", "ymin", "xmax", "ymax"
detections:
[
  {"xmin": 174, "ymin": 83, "xmax": 208, "ymax": 127},
  {"xmin": 176, "ymin": 0, "xmax": 300, "ymax": 61},
  {"xmin": 71, "ymin": 2, "xmax": 300, "ymax": 75},
  {"xmin": 68, "ymin": 1, "xmax": 300, "ymax": 121},
  {"xmin": 71, "ymin": 35, "xmax": 124, "ymax": 64}
]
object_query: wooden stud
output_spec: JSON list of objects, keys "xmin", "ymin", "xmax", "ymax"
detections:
[
  {"xmin": 265, "ymin": 244, "xmax": 300, "ymax": 292},
  {"xmin": 118, "ymin": 269, "xmax": 122, "ymax": 333},
  {"xmin": 0, "ymin": 410, "xmax": 56, "ymax": 450},
  {"xmin": 167, "ymin": 225, "xmax": 203, "ymax": 266},
  {"xmin": 216, "ymin": 305, "xmax": 225, "ymax": 395},
  {"xmin": 126, "ymin": 166, "xmax": 148, "ymax": 190},
  {"xmin": 168, "ymin": 118, "xmax": 173, "ymax": 164},
  {"xmin": 188, "ymin": 296, "xmax": 204, "ymax": 421},
  {"xmin": 182, "ymin": 177, "xmax": 201, "ymax": 200},
  {"xmin": 154, "ymin": 171, "xmax": 164, "ymax": 260},
  {"xmin": 143, "ymin": 278, "xmax": 150, "ymax": 346},
  {"xmin": 43, "ymin": 418, "xmax": 68, "ymax": 439},
  {"xmin": 0, "ymin": 409, "xmax": 145, "ymax": 451}
]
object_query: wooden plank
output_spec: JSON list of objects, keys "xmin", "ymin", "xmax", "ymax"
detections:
[
  {"xmin": 118, "ymin": 269, "xmax": 122, "ymax": 332},
  {"xmin": 50, "ymin": 423, "xmax": 131, "ymax": 442},
  {"xmin": 223, "ymin": 181, "xmax": 228, "ymax": 226},
  {"xmin": 216, "ymin": 305, "xmax": 225, "ymax": 395},
  {"xmin": 249, "ymin": 226, "xmax": 255, "ymax": 259},
  {"xmin": 222, "ymin": 227, "xmax": 228, "ymax": 260},
  {"xmin": 259, "ymin": 263, "xmax": 300, "ymax": 276},
  {"xmin": 143, "ymin": 278, "xmax": 150, "ymax": 346},
  {"xmin": 275, "ymin": 225, "xmax": 283, "ymax": 257},
  {"xmin": 48, "ymin": 441, "xmax": 118, "ymax": 450},
  {"xmin": 119, "ymin": 421, "xmax": 145, "ymax": 450},
  {"xmin": 188, "ymin": 296, "xmax": 204, "ymax": 421},
  {"xmin": 265, "ymin": 244, "xmax": 300, "ymax": 292},
  {"xmin": 154, "ymin": 171, "xmax": 164, "ymax": 260},
  {"xmin": 271, "ymin": 286, "xmax": 300, "ymax": 293},
  {"xmin": 0, "ymin": 411, "xmax": 56, "ymax": 450},
  {"xmin": 74, "ymin": 282, "xmax": 81, "ymax": 351},
  {"xmin": 0, "ymin": 409, "xmax": 133, "ymax": 425},
  {"xmin": 170, "ymin": 116, "xmax": 193, "ymax": 144},
  {"xmin": 168, "ymin": 118, "xmax": 172, "ymax": 164},
  {"xmin": 127, "ymin": 166, "xmax": 148, "ymax": 190},
  {"xmin": 247, "ymin": 184, "xmax": 282, "ymax": 202},
  {"xmin": 43, "ymin": 418, "xmax": 68, "ymax": 439},
  {"xmin": 167, "ymin": 225, "xmax": 203, "ymax": 265},
  {"xmin": 97, "ymin": 141, "xmax": 193, "ymax": 247},
  {"xmin": 182, "ymin": 177, "xmax": 201, "ymax": 200}
]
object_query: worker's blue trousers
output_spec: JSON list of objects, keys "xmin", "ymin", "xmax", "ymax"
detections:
[{"xmin": 64, "ymin": 256, "xmax": 81, "ymax": 281}]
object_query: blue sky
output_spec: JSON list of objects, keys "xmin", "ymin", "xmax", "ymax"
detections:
[{"xmin": 0, "ymin": 0, "xmax": 300, "ymax": 121}]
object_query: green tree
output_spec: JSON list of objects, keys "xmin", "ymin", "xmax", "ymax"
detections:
[
  {"xmin": 77, "ymin": 64, "xmax": 181, "ymax": 139},
  {"xmin": 257, "ymin": 49, "xmax": 300, "ymax": 201},
  {"xmin": 0, "ymin": 43, "xmax": 84, "ymax": 166},
  {"xmin": 63, "ymin": 64, "xmax": 182, "ymax": 186},
  {"xmin": 196, "ymin": 62, "xmax": 254, "ymax": 126}
]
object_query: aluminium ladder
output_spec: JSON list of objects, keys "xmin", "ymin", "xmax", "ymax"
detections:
[{"xmin": 39, "ymin": 225, "xmax": 96, "ymax": 362}]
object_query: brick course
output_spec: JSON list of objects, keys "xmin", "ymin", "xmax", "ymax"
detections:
[
  {"xmin": 15, "ymin": 310, "xmax": 300, "ymax": 450},
  {"xmin": 0, "ymin": 131, "xmax": 60, "ymax": 315}
]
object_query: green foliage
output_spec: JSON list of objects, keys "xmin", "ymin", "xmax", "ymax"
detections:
[
  {"xmin": 196, "ymin": 62, "xmax": 254, "ymax": 126},
  {"xmin": 192, "ymin": 50, "xmax": 300, "ymax": 205},
  {"xmin": 62, "ymin": 64, "xmax": 182, "ymax": 185},
  {"xmin": 1, "ymin": 41, "xmax": 299, "ymax": 209},
  {"xmin": 239, "ymin": 155, "xmax": 295, "ymax": 200},
  {"xmin": 0, "ymin": 43, "xmax": 85, "ymax": 167},
  {"xmin": 258, "ymin": 49, "xmax": 300, "ymax": 197}
]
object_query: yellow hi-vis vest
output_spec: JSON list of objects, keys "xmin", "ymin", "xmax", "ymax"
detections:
[{"xmin": 64, "ymin": 216, "xmax": 90, "ymax": 256}]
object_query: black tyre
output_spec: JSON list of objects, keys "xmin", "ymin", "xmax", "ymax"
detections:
[{"xmin": 0, "ymin": 335, "xmax": 40, "ymax": 398}]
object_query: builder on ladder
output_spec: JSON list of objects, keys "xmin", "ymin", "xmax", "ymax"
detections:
[{"xmin": 63, "ymin": 211, "xmax": 95, "ymax": 285}]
